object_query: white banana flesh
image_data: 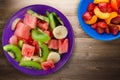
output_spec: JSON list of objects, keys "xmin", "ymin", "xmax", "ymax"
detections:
[
  {"xmin": 21, "ymin": 56, "xmax": 32, "ymax": 61},
  {"xmin": 31, "ymin": 56, "xmax": 41, "ymax": 62},
  {"xmin": 8, "ymin": 52, "xmax": 15, "ymax": 58},
  {"xmin": 21, "ymin": 56, "xmax": 41, "ymax": 62},
  {"xmin": 53, "ymin": 26, "xmax": 68, "ymax": 39},
  {"xmin": 47, "ymin": 51, "xmax": 60, "ymax": 63},
  {"xmin": 12, "ymin": 18, "xmax": 21, "ymax": 30}
]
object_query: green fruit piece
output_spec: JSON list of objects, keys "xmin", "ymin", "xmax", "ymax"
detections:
[
  {"xmin": 52, "ymin": 12, "xmax": 64, "ymax": 26},
  {"xmin": 18, "ymin": 40, "xmax": 24, "ymax": 48},
  {"xmin": 27, "ymin": 9, "xmax": 49, "ymax": 22},
  {"xmin": 39, "ymin": 42, "xmax": 49, "ymax": 62},
  {"xmin": 31, "ymin": 29, "xmax": 50, "ymax": 43},
  {"xmin": 46, "ymin": 11, "xmax": 50, "ymax": 17},
  {"xmin": 19, "ymin": 61, "xmax": 41, "ymax": 69},
  {"xmin": 3, "ymin": 44, "xmax": 22, "ymax": 62},
  {"xmin": 48, "ymin": 13, "xmax": 56, "ymax": 30}
]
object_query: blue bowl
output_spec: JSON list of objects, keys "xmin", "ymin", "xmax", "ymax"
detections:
[{"xmin": 78, "ymin": 0, "xmax": 120, "ymax": 41}]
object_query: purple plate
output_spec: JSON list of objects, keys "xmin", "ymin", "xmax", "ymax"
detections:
[{"xmin": 2, "ymin": 5, "xmax": 74, "ymax": 76}]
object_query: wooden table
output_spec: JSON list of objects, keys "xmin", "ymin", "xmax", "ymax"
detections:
[{"xmin": 1, "ymin": 0, "xmax": 120, "ymax": 80}]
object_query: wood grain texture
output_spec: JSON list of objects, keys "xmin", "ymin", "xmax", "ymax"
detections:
[{"xmin": 1, "ymin": 0, "xmax": 120, "ymax": 80}]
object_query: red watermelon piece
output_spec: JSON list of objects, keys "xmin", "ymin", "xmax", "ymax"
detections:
[
  {"xmin": 58, "ymin": 39, "xmax": 69, "ymax": 54},
  {"xmin": 41, "ymin": 62, "xmax": 49, "ymax": 70},
  {"xmin": 9, "ymin": 35, "xmax": 18, "ymax": 45},
  {"xmin": 23, "ymin": 36, "xmax": 39, "ymax": 54},
  {"xmin": 23, "ymin": 13, "xmax": 37, "ymax": 28},
  {"xmin": 48, "ymin": 39, "xmax": 58, "ymax": 50},
  {"xmin": 47, "ymin": 60, "xmax": 55, "ymax": 68},
  {"xmin": 41, "ymin": 60, "xmax": 54, "ymax": 70},
  {"xmin": 23, "ymin": 36, "xmax": 33, "ymax": 45},
  {"xmin": 22, "ymin": 43, "xmax": 35, "ymax": 57},
  {"xmin": 32, "ymin": 41, "xmax": 39, "ymax": 53},
  {"xmin": 37, "ymin": 20, "xmax": 49, "ymax": 31},
  {"xmin": 15, "ymin": 22, "xmax": 31, "ymax": 40}
]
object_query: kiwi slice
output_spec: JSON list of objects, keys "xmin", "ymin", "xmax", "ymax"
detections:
[
  {"xmin": 19, "ymin": 61, "xmax": 41, "ymax": 69},
  {"xmin": 31, "ymin": 29, "xmax": 50, "ymax": 43},
  {"xmin": 39, "ymin": 42, "xmax": 49, "ymax": 62},
  {"xmin": 3, "ymin": 44, "xmax": 22, "ymax": 62},
  {"xmin": 27, "ymin": 9, "xmax": 49, "ymax": 22}
]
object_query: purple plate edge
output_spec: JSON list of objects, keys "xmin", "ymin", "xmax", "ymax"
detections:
[{"xmin": 2, "ymin": 4, "xmax": 75, "ymax": 76}]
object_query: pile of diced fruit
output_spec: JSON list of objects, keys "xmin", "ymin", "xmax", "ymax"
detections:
[
  {"xmin": 3, "ymin": 9, "xmax": 69, "ymax": 70},
  {"xmin": 82, "ymin": 0, "xmax": 120, "ymax": 35}
]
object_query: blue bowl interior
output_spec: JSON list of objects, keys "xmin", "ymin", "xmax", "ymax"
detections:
[{"xmin": 78, "ymin": 0, "xmax": 120, "ymax": 41}]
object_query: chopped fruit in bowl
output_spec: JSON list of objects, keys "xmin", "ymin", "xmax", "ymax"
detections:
[
  {"xmin": 3, "ymin": 9, "xmax": 69, "ymax": 69},
  {"xmin": 2, "ymin": 5, "xmax": 74, "ymax": 76},
  {"xmin": 82, "ymin": 11, "xmax": 92, "ymax": 21},
  {"xmin": 78, "ymin": 0, "xmax": 120, "ymax": 41}
]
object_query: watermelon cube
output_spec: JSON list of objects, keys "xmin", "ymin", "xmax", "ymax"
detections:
[
  {"xmin": 9, "ymin": 35, "xmax": 18, "ymax": 45},
  {"xmin": 48, "ymin": 39, "xmax": 58, "ymax": 49},
  {"xmin": 58, "ymin": 39, "xmax": 68, "ymax": 54},
  {"xmin": 22, "ymin": 44, "xmax": 35, "ymax": 57},
  {"xmin": 15, "ymin": 22, "xmax": 31, "ymax": 40},
  {"xmin": 37, "ymin": 20, "xmax": 49, "ymax": 31},
  {"xmin": 41, "ymin": 62, "xmax": 49, "ymax": 70},
  {"xmin": 47, "ymin": 60, "xmax": 55, "ymax": 68},
  {"xmin": 23, "ymin": 13, "xmax": 37, "ymax": 28},
  {"xmin": 23, "ymin": 36, "xmax": 33, "ymax": 45},
  {"xmin": 41, "ymin": 60, "xmax": 54, "ymax": 70},
  {"xmin": 32, "ymin": 41, "xmax": 39, "ymax": 53}
]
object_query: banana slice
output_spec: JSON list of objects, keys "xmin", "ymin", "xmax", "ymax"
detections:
[
  {"xmin": 21, "ymin": 56, "xmax": 41, "ymax": 62},
  {"xmin": 47, "ymin": 51, "xmax": 60, "ymax": 63},
  {"xmin": 31, "ymin": 56, "xmax": 41, "ymax": 62},
  {"xmin": 53, "ymin": 26, "xmax": 68, "ymax": 39},
  {"xmin": 12, "ymin": 18, "xmax": 21, "ymax": 30},
  {"xmin": 21, "ymin": 56, "xmax": 32, "ymax": 61}
]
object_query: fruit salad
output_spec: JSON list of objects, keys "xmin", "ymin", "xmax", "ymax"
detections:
[
  {"xmin": 3, "ymin": 9, "xmax": 69, "ymax": 70},
  {"xmin": 82, "ymin": 0, "xmax": 120, "ymax": 35}
]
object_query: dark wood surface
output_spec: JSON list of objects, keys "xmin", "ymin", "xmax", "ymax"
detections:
[{"xmin": 1, "ymin": 0, "xmax": 120, "ymax": 80}]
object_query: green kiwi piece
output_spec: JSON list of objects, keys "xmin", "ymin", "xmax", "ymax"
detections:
[
  {"xmin": 27, "ymin": 9, "xmax": 49, "ymax": 22},
  {"xmin": 3, "ymin": 44, "xmax": 22, "ymax": 62},
  {"xmin": 46, "ymin": 11, "xmax": 50, "ymax": 17},
  {"xmin": 31, "ymin": 29, "xmax": 50, "ymax": 43},
  {"xmin": 52, "ymin": 12, "xmax": 64, "ymax": 26},
  {"xmin": 19, "ymin": 61, "xmax": 41, "ymax": 69},
  {"xmin": 18, "ymin": 40, "xmax": 24, "ymax": 48},
  {"xmin": 39, "ymin": 42, "xmax": 49, "ymax": 62}
]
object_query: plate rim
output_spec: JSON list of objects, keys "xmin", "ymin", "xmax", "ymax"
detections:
[{"xmin": 2, "ymin": 4, "xmax": 75, "ymax": 76}]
